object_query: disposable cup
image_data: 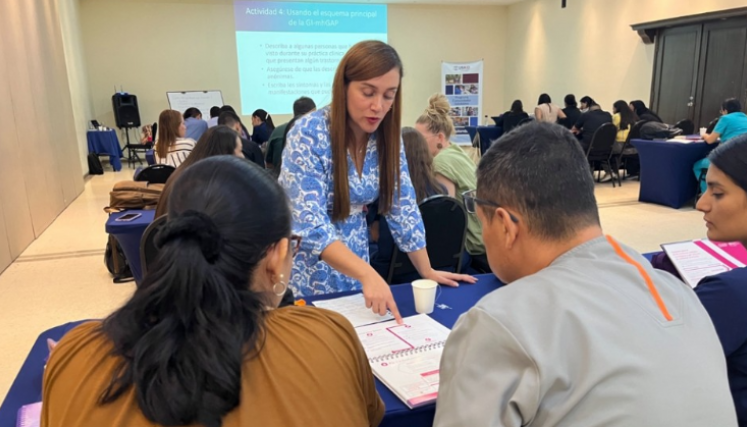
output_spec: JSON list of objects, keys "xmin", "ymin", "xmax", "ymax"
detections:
[{"xmin": 412, "ymin": 279, "xmax": 438, "ymax": 314}]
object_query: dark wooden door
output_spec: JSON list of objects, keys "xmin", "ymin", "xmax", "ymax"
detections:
[
  {"xmin": 694, "ymin": 19, "xmax": 747, "ymax": 129},
  {"xmin": 651, "ymin": 25, "xmax": 702, "ymax": 125}
]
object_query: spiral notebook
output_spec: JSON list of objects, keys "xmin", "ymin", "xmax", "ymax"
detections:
[
  {"xmin": 355, "ymin": 314, "xmax": 451, "ymax": 409},
  {"xmin": 16, "ymin": 402, "xmax": 41, "ymax": 427},
  {"xmin": 662, "ymin": 239, "xmax": 747, "ymax": 287}
]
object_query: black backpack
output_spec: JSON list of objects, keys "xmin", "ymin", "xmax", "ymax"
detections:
[
  {"xmin": 104, "ymin": 235, "xmax": 133, "ymax": 283},
  {"xmin": 88, "ymin": 153, "xmax": 104, "ymax": 175},
  {"xmin": 640, "ymin": 122, "xmax": 683, "ymax": 140}
]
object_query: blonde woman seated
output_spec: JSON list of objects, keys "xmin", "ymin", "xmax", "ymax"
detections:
[
  {"xmin": 154, "ymin": 109, "xmax": 196, "ymax": 168},
  {"xmin": 415, "ymin": 94, "xmax": 489, "ymax": 272},
  {"xmin": 41, "ymin": 156, "xmax": 384, "ymax": 427}
]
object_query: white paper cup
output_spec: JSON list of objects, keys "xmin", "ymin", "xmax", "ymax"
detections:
[
  {"xmin": 412, "ymin": 279, "xmax": 438, "ymax": 314},
  {"xmin": 700, "ymin": 127, "xmax": 707, "ymax": 138}
]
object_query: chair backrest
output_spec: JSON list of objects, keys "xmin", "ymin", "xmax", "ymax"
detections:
[
  {"xmin": 706, "ymin": 117, "xmax": 719, "ymax": 134},
  {"xmin": 140, "ymin": 214, "xmax": 168, "ymax": 278},
  {"xmin": 517, "ymin": 117, "xmax": 534, "ymax": 127},
  {"xmin": 627, "ymin": 119, "xmax": 648, "ymax": 142},
  {"xmin": 618, "ymin": 119, "xmax": 649, "ymax": 156},
  {"xmin": 502, "ymin": 113, "xmax": 528, "ymax": 134},
  {"xmin": 386, "ymin": 195, "xmax": 467, "ymax": 284},
  {"xmin": 674, "ymin": 119, "xmax": 695, "ymax": 135},
  {"xmin": 134, "ymin": 164, "xmax": 175, "ymax": 184},
  {"xmin": 586, "ymin": 123, "xmax": 617, "ymax": 156}
]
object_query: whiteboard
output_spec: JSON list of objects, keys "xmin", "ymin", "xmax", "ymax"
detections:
[{"xmin": 166, "ymin": 91, "xmax": 224, "ymax": 117}]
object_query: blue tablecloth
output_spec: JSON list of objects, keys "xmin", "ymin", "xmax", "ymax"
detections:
[
  {"xmin": 465, "ymin": 126, "xmax": 503, "ymax": 155},
  {"xmin": 0, "ymin": 274, "xmax": 502, "ymax": 427},
  {"xmin": 0, "ymin": 321, "xmax": 82, "ymax": 427},
  {"xmin": 105, "ymin": 210, "xmax": 155, "ymax": 284},
  {"xmin": 87, "ymin": 130, "xmax": 123, "ymax": 171},
  {"xmin": 145, "ymin": 150, "xmax": 155, "ymax": 166},
  {"xmin": 631, "ymin": 139, "xmax": 715, "ymax": 209}
]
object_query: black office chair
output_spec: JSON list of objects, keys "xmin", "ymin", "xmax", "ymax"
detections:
[
  {"xmin": 628, "ymin": 119, "xmax": 648, "ymax": 141},
  {"xmin": 694, "ymin": 168, "xmax": 708, "ymax": 208},
  {"xmin": 386, "ymin": 195, "xmax": 467, "ymax": 284},
  {"xmin": 674, "ymin": 119, "xmax": 695, "ymax": 136},
  {"xmin": 706, "ymin": 117, "xmax": 719, "ymax": 134},
  {"xmin": 502, "ymin": 113, "xmax": 529, "ymax": 134},
  {"xmin": 586, "ymin": 123, "xmax": 619, "ymax": 187},
  {"xmin": 517, "ymin": 117, "xmax": 534, "ymax": 127},
  {"xmin": 612, "ymin": 120, "xmax": 648, "ymax": 185},
  {"xmin": 139, "ymin": 214, "xmax": 168, "ymax": 278},
  {"xmin": 122, "ymin": 124, "xmax": 153, "ymax": 167},
  {"xmin": 134, "ymin": 164, "xmax": 175, "ymax": 184}
]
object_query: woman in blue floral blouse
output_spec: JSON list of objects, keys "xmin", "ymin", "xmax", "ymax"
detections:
[{"xmin": 280, "ymin": 41, "xmax": 475, "ymax": 320}]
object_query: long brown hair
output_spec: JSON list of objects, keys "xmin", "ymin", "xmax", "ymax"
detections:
[
  {"xmin": 330, "ymin": 40, "xmax": 403, "ymax": 221},
  {"xmin": 403, "ymin": 127, "xmax": 444, "ymax": 202},
  {"xmin": 156, "ymin": 110, "xmax": 182, "ymax": 160}
]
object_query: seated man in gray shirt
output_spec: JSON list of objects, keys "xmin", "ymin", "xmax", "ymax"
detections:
[{"xmin": 434, "ymin": 122, "xmax": 737, "ymax": 427}]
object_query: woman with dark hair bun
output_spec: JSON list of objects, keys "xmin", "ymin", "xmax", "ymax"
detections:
[
  {"xmin": 694, "ymin": 135, "xmax": 747, "ymax": 426},
  {"xmin": 41, "ymin": 156, "xmax": 385, "ymax": 427}
]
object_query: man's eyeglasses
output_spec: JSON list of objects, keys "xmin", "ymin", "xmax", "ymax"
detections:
[{"xmin": 462, "ymin": 190, "xmax": 519, "ymax": 223}]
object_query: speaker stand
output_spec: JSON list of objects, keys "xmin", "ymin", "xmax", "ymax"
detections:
[{"xmin": 120, "ymin": 126, "xmax": 146, "ymax": 167}]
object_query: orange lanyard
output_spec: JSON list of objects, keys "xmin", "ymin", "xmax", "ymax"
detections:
[{"xmin": 606, "ymin": 235, "xmax": 673, "ymax": 322}]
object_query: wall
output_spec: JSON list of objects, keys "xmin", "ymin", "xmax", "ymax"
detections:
[
  {"xmin": 78, "ymin": 0, "xmax": 506, "ymax": 129},
  {"xmin": 58, "ymin": 0, "xmax": 96, "ymax": 174},
  {"xmin": 0, "ymin": 0, "xmax": 85, "ymax": 273},
  {"xmin": 504, "ymin": 0, "xmax": 747, "ymax": 112},
  {"xmin": 390, "ymin": 4, "xmax": 505, "ymax": 125}
]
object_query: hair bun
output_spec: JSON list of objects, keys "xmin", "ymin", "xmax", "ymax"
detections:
[
  {"xmin": 426, "ymin": 93, "xmax": 451, "ymax": 116},
  {"xmin": 155, "ymin": 210, "xmax": 223, "ymax": 263}
]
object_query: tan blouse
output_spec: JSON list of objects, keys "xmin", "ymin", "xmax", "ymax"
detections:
[{"xmin": 42, "ymin": 307, "xmax": 384, "ymax": 427}]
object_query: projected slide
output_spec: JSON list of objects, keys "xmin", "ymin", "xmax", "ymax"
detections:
[{"xmin": 234, "ymin": 1, "xmax": 388, "ymax": 115}]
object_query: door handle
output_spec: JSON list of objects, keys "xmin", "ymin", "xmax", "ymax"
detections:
[{"xmin": 687, "ymin": 102, "xmax": 694, "ymax": 107}]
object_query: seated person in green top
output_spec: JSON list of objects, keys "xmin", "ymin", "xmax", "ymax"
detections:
[
  {"xmin": 415, "ymin": 93, "xmax": 489, "ymax": 272},
  {"xmin": 696, "ymin": 98, "xmax": 747, "ymax": 194},
  {"xmin": 266, "ymin": 97, "xmax": 316, "ymax": 176}
]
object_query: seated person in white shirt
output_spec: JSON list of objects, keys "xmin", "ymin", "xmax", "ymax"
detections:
[
  {"xmin": 154, "ymin": 109, "xmax": 196, "ymax": 168},
  {"xmin": 207, "ymin": 105, "xmax": 221, "ymax": 128},
  {"xmin": 434, "ymin": 121, "xmax": 737, "ymax": 427}
]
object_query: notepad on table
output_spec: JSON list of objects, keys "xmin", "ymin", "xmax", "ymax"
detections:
[
  {"xmin": 356, "ymin": 314, "xmax": 451, "ymax": 409},
  {"xmin": 662, "ymin": 239, "xmax": 747, "ymax": 287},
  {"xmin": 17, "ymin": 402, "xmax": 41, "ymax": 427},
  {"xmin": 311, "ymin": 293, "xmax": 394, "ymax": 327}
]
